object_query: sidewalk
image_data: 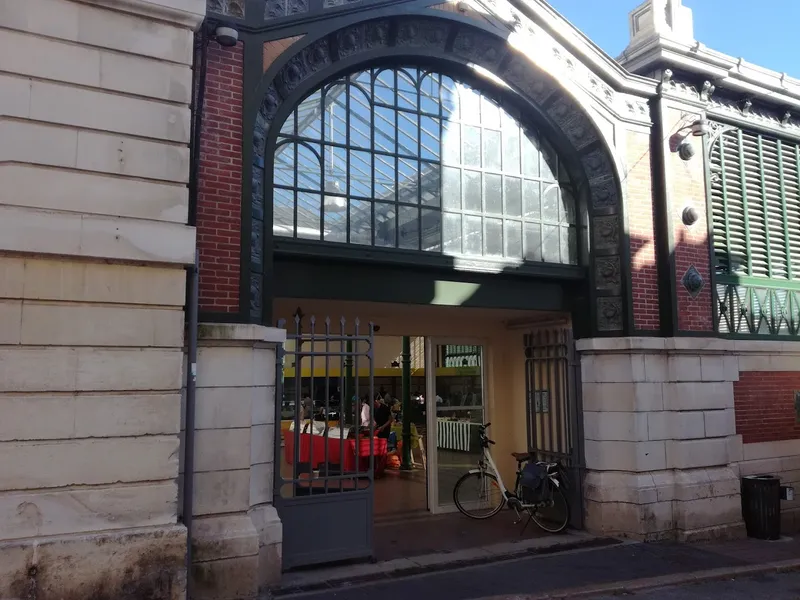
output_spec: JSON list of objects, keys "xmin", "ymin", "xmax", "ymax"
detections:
[{"xmin": 270, "ymin": 535, "xmax": 800, "ymax": 599}]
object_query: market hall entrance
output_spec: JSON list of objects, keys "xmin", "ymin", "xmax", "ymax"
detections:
[{"xmin": 273, "ymin": 299, "xmax": 577, "ymax": 569}]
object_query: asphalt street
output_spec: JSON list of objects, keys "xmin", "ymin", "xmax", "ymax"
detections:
[
  {"xmin": 591, "ymin": 571, "xmax": 800, "ymax": 599},
  {"xmin": 275, "ymin": 542, "xmax": 746, "ymax": 599}
]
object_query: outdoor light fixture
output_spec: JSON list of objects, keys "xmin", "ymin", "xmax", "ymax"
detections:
[
  {"xmin": 214, "ymin": 26, "xmax": 238, "ymax": 47},
  {"xmin": 677, "ymin": 141, "xmax": 695, "ymax": 161},
  {"xmin": 690, "ymin": 117, "xmax": 709, "ymax": 137}
]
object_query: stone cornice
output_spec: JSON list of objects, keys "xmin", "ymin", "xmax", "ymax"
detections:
[
  {"xmin": 620, "ymin": 35, "xmax": 800, "ymax": 116},
  {"xmin": 82, "ymin": 0, "xmax": 206, "ymax": 29}
]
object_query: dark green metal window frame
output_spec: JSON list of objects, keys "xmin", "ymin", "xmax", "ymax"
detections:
[{"xmin": 707, "ymin": 118, "xmax": 800, "ymax": 338}]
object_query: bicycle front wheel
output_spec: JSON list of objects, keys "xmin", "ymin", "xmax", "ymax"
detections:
[
  {"xmin": 530, "ymin": 484, "xmax": 570, "ymax": 533},
  {"xmin": 453, "ymin": 471, "xmax": 505, "ymax": 519}
]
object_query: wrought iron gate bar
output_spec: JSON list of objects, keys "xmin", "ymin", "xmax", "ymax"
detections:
[{"xmin": 274, "ymin": 314, "xmax": 376, "ymax": 569}]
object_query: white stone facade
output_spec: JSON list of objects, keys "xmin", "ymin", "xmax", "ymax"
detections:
[
  {"xmin": 580, "ymin": 337, "xmax": 800, "ymax": 541},
  {"xmin": 0, "ymin": 0, "xmax": 203, "ymax": 597}
]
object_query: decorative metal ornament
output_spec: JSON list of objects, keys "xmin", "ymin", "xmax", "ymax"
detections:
[{"xmin": 682, "ymin": 265, "xmax": 705, "ymax": 299}]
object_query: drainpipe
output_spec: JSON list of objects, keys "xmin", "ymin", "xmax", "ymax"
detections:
[{"xmin": 184, "ymin": 22, "xmax": 209, "ymax": 600}]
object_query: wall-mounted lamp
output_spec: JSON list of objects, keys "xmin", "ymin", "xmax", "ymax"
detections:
[
  {"xmin": 214, "ymin": 25, "xmax": 239, "ymax": 47},
  {"xmin": 682, "ymin": 206, "xmax": 700, "ymax": 227}
]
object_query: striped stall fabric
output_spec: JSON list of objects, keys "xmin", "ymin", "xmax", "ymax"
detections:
[{"xmin": 436, "ymin": 419, "xmax": 480, "ymax": 452}]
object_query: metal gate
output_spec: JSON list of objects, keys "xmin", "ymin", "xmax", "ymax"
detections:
[
  {"xmin": 274, "ymin": 313, "xmax": 375, "ymax": 570},
  {"xmin": 524, "ymin": 327, "xmax": 585, "ymax": 529}
]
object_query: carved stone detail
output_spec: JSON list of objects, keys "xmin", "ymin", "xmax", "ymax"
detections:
[
  {"xmin": 597, "ymin": 297, "xmax": 624, "ymax": 332},
  {"xmin": 250, "ymin": 273, "xmax": 263, "ymax": 319},
  {"xmin": 452, "ymin": 31, "xmax": 506, "ymax": 70},
  {"xmin": 501, "ymin": 58, "xmax": 556, "ymax": 105},
  {"xmin": 336, "ymin": 21, "xmax": 390, "ymax": 59},
  {"xmin": 251, "ymin": 167, "xmax": 265, "ymax": 220},
  {"xmin": 276, "ymin": 40, "xmax": 331, "ymax": 98},
  {"xmin": 592, "ymin": 216, "xmax": 619, "ymax": 252},
  {"xmin": 546, "ymin": 93, "xmax": 598, "ymax": 151},
  {"xmin": 251, "ymin": 219, "xmax": 264, "ymax": 265},
  {"xmin": 265, "ymin": 0, "xmax": 308, "ymax": 20},
  {"xmin": 324, "ymin": 0, "xmax": 362, "ymax": 7},
  {"xmin": 595, "ymin": 257, "xmax": 621, "ymax": 291},
  {"xmin": 396, "ymin": 19, "xmax": 449, "ymax": 49},
  {"xmin": 589, "ymin": 176, "xmax": 618, "ymax": 210},
  {"xmin": 207, "ymin": 0, "xmax": 245, "ymax": 18}
]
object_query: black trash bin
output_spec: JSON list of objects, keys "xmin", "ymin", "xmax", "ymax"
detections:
[{"xmin": 741, "ymin": 474, "xmax": 781, "ymax": 540}]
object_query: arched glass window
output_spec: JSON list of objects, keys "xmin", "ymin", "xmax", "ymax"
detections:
[{"xmin": 272, "ymin": 67, "xmax": 577, "ymax": 265}]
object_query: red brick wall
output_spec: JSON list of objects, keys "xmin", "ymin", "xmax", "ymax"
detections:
[
  {"xmin": 627, "ymin": 130, "xmax": 660, "ymax": 331},
  {"xmin": 197, "ymin": 41, "xmax": 243, "ymax": 313},
  {"xmin": 735, "ymin": 371, "xmax": 800, "ymax": 444},
  {"xmin": 665, "ymin": 107, "xmax": 713, "ymax": 332}
]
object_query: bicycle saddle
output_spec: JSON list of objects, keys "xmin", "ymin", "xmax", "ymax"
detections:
[{"xmin": 511, "ymin": 452, "xmax": 532, "ymax": 462}]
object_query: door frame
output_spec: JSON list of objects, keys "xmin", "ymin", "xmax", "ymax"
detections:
[{"xmin": 424, "ymin": 336, "xmax": 489, "ymax": 514}]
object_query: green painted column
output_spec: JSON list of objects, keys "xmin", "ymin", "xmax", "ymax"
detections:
[{"xmin": 400, "ymin": 336, "xmax": 412, "ymax": 471}]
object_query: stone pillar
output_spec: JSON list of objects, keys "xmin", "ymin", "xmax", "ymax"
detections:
[
  {"xmin": 189, "ymin": 324, "xmax": 285, "ymax": 599},
  {"xmin": 0, "ymin": 0, "xmax": 203, "ymax": 598},
  {"xmin": 579, "ymin": 338, "xmax": 744, "ymax": 541}
]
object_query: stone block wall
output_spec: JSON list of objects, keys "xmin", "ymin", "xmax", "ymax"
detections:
[
  {"xmin": 187, "ymin": 324, "xmax": 284, "ymax": 600},
  {"xmin": 0, "ymin": 0, "xmax": 203, "ymax": 597},
  {"xmin": 580, "ymin": 337, "xmax": 800, "ymax": 541}
]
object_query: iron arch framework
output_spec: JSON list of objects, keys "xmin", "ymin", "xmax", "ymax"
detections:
[{"xmin": 246, "ymin": 13, "xmax": 629, "ymax": 336}]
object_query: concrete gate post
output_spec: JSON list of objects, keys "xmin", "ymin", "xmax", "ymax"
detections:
[{"xmin": 189, "ymin": 324, "xmax": 285, "ymax": 599}]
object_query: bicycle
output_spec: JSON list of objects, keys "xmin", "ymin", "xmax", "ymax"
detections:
[{"xmin": 452, "ymin": 423, "xmax": 571, "ymax": 533}]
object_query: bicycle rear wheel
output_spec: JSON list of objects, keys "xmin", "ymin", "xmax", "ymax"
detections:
[
  {"xmin": 530, "ymin": 484, "xmax": 570, "ymax": 533},
  {"xmin": 453, "ymin": 471, "xmax": 505, "ymax": 519}
]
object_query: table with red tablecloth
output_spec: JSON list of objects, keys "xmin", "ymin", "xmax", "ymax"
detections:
[{"xmin": 283, "ymin": 432, "xmax": 388, "ymax": 476}]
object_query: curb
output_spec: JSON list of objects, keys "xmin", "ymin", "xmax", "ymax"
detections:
[
  {"xmin": 271, "ymin": 536, "xmax": 621, "ymax": 597},
  {"xmin": 478, "ymin": 558, "xmax": 800, "ymax": 599}
]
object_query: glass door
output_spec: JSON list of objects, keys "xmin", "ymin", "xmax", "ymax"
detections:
[{"xmin": 425, "ymin": 338, "xmax": 487, "ymax": 512}]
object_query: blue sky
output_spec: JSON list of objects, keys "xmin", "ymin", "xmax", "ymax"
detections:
[{"xmin": 546, "ymin": 0, "xmax": 800, "ymax": 79}]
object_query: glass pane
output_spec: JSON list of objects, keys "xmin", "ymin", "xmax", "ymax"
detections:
[
  {"xmin": 561, "ymin": 186, "xmax": 576, "ymax": 224},
  {"xmin": 485, "ymin": 217, "xmax": 503, "ymax": 257},
  {"xmin": 523, "ymin": 180, "xmax": 541, "ymax": 219},
  {"xmin": 541, "ymin": 183, "xmax": 560, "ymax": 222},
  {"xmin": 463, "ymin": 125, "xmax": 481, "ymax": 168},
  {"xmin": 420, "ymin": 73, "xmax": 440, "ymax": 114},
  {"xmin": 296, "ymin": 144, "xmax": 321, "ymax": 191},
  {"xmin": 324, "ymin": 84, "xmax": 347, "ymax": 144},
  {"xmin": 323, "ymin": 145, "xmax": 346, "ymax": 195},
  {"xmin": 349, "ymin": 85, "xmax": 371, "ymax": 150},
  {"xmin": 460, "ymin": 86, "xmax": 481, "ymax": 125},
  {"xmin": 442, "ymin": 166, "xmax": 461, "ymax": 211},
  {"xmin": 421, "ymin": 208, "xmax": 442, "ymax": 252},
  {"xmin": 398, "ymin": 205, "xmax": 420, "ymax": 250},
  {"xmin": 274, "ymin": 143, "xmax": 295, "ymax": 187},
  {"xmin": 463, "ymin": 215, "xmax": 483, "ymax": 256},
  {"xmin": 504, "ymin": 176, "xmax": 522, "ymax": 217},
  {"xmin": 443, "ymin": 212, "xmax": 462, "ymax": 254},
  {"xmin": 505, "ymin": 220, "xmax": 523, "ymax": 258},
  {"xmin": 420, "ymin": 162, "xmax": 441, "ymax": 207},
  {"xmin": 374, "ymin": 202, "xmax": 396, "ymax": 247},
  {"xmin": 541, "ymin": 139, "xmax": 558, "ymax": 182},
  {"xmin": 542, "ymin": 224, "xmax": 560, "ymax": 262},
  {"xmin": 434, "ymin": 343, "xmax": 485, "ymax": 510},
  {"xmin": 397, "ymin": 111, "xmax": 419, "ymax": 156},
  {"xmin": 296, "ymin": 91, "xmax": 322, "ymax": 139},
  {"xmin": 483, "ymin": 130, "xmax": 502, "ymax": 171},
  {"xmin": 374, "ymin": 70, "xmax": 394, "ymax": 105},
  {"xmin": 323, "ymin": 198, "xmax": 347, "ymax": 242},
  {"xmin": 503, "ymin": 126, "xmax": 520, "ymax": 174},
  {"xmin": 273, "ymin": 188, "xmax": 294, "ymax": 237},
  {"xmin": 296, "ymin": 192, "xmax": 321, "ymax": 239},
  {"xmin": 441, "ymin": 76, "xmax": 459, "ymax": 120},
  {"xmin": 521, "ymin": 135, "xmax": 540, "ymax": 177},
  {"xmin": 560, "ymin": 226, "xmax": 576, "ymax": 265},
  {"xmin": 351, "ymin": 69, "xmax": 371, "ymax": 88},
  {"xmin": 484, "ymin": 173, "xmax": 502, "ymax": 215},
  {"xmin": 397, "ymin": 159, "xmax": 419, "ymax": 204},
  {"xmin": 397, "ymin": 69, "xmax": 418, "ymax": 110},
  {"xmin": 349, "ymin": 150, "xmax": 371, "ymax": 197},
  {"xmin": 463, "ymin": 170, "xmax": 481, "ymax": 212},
  {"xmin": 374, "ymin": 107, "xmax": 395, "ymax": 153},
  {"xmin": 280, "ymin": 112, "xmax": 294, "ymax": 135},
  {"xmin": 442, "ymin": 122, "xmax": 460, "ymax": 165},
  {"xmin": 524, "ymin": 221, "xmax": 542, "ymax": 261},
  {"xmin": 349, "ymin": 199, "xmax": 371, "ymax": 245},
  {"xmin": 481, "ymin": 97, "xmax": 501, "ymax": 130},
  {"xmin": 374, "ymin": 154, "xmax": 395, "ymax": 200},
  {"xmin": 421, "ymin": 116, "xmax": 441, "ymax": 161}
]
